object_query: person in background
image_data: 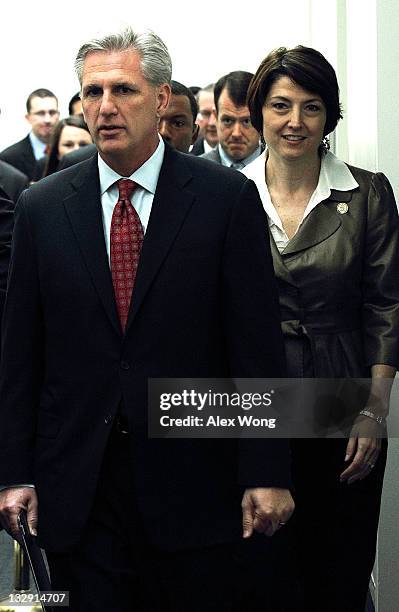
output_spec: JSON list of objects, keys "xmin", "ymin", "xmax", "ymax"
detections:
[
  {"xmin": 39, "ymin": 116, "xmax": 92, "ymax": 177},
  {"xmin": 0, "ymin": 107, "xmax": 29, "ymax": 201},
  {"xmin": 158, "ymin": 80, "xmax": 199, "ymax": 152},
  {"xmin": 190, "ymin": 83, "xmax": 218, "ymax": 155},
  {"xmin": 201, "ymin": 71, "xmax": 262, "ymax": 169},
  {"xmin": 189, "ymin": 85, "xmax": 201, "ymax": 98},
  {"xmin": 0, "ymin": 89, "xmax": 59, "ymax": 181},
  {"xmin": 244, "ymin": 45, "xmax": 399, "ymax": 612},
  {"xmin": 69, "ymin": 92, "xmax": 83, "ymax": 116}
]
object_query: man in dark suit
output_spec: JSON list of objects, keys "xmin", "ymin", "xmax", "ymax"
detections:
[
  {"xmin": 201, "ymin": 71, "xmax": 262, "ymax": 170},
  {"xmin": 0, "ymin": 27, "xmax": 294, "ymax": 611},
  {"xmin": 0, "ymin": 89, "xmax": 59, "ymax": 182}
]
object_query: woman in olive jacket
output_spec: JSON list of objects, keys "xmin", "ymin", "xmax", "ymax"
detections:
[{"xmin": 244, "ymin": 45, "xmax": 399, "ymax": 612}]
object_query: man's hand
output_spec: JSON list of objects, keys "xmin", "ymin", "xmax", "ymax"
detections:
[
  {"xmin": 241, "ymin": 487, "xmax": 294, "ymax": 538},
  {"xmin": 0, "ymin": 487, "xmax": 38, "ymax": 542}
]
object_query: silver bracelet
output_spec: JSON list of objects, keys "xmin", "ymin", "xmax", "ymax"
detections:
[{"xmin": 359, "ymin": 409, "xmax": 386, "ymax": 425}]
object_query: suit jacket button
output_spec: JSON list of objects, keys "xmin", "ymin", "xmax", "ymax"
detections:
[
  {"xmin": 120, "ymin": 361, "xmax": 130, "ymax": 370},
  {"xmin": 104, "ymin": 414, "xmax": 113, "ymax": 425}
]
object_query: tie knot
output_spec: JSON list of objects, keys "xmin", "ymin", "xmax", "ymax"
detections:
[
  {"xmin": 230, "ymin": 161, "xmax": 245, "ymax": 170},
  {"xmin": 118, "ymin": 178, "xmax": 137, "ymax": 202}
]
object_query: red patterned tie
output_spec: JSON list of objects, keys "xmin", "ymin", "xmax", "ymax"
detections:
[{"xmin": 110, "ymin": 179, "xmax": 144, "ymax": 332}]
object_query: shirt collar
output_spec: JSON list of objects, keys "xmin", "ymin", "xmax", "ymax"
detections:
[
  {"xmin": 303, "ymin": 150, "xmax": 359, "ymax": 217},
  {"xmin": 218, "ymin": 143, "xmax": 262, "ymax": 168},
  {"xmin": 29, "ymin": 131, "xmax": 47, "ymax": 159},
  {"xmin": 242, "ymin": 149, "xmax": 359, "ymax": 230},
  {"xmin": 203, "ymin": 139, "xmax": 215, "ymax": 154},
  {"xmin": 98, "ymin": 136, "xmax": 165, "ymax": 195},
  {"xmin": 242, "ymin": 150, "xmax": 281, "ymax": 225}
]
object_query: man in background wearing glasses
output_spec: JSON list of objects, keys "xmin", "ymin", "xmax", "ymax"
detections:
[{"xmin": 0, "ymin": 88, "xmax": 59, "ymax": 182}]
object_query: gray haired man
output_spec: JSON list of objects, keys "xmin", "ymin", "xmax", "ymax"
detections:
[{"xmin": 0, "ymin": 27, "xmax": 294, "ymax": 611}]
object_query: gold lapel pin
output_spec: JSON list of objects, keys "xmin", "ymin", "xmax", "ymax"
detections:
[{"xmin": 337, "ymin": 202, "xmax": 349, "ymax": 214}]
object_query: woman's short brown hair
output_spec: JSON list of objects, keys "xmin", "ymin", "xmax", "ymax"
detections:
[{"xmin": 247, "ymin": 45, "xmax": 343, "ymax": 137}]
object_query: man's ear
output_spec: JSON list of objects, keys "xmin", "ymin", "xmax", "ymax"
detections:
[
  {"xmin": 25, "ymin": 112, "xmax": 33, "ymax": 126},
  {"xmin": 156, "ymin": 83, "xmax": 171, "ymax": 116},
  {"xmin": 191, "ymin": 124, "xmax": 199, "ymax": 145}
]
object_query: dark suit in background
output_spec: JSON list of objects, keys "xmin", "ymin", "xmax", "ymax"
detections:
[
  {"xmin": 0, "ymin": 189, "xmax": 13, "ymax": 347},
  {"xmin": 0, "ymin": 161, "xmax": 29, "ymax": 201},
  {"xmin": 57, "ymin": 143, "xmax": 97, "ymax": 170},
  {"xmin": 190, "ymin": 135, "xmax": 206, "ymax": 156},
  {"xmin": 0, "ymin": 135, "xmax": 41, "ymax": 182}
]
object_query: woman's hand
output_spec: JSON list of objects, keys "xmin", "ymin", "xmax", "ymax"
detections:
[
  {"xmin": 339, "ymin": 415, "xmax": 382, "ymax": 484},
  {"xmin": 340, "ymin": 364, "xmax": 395, "ymax": 485}
]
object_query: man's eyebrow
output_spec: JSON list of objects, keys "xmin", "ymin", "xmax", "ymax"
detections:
[
  {"xmin": 82, "ymin": 83, "xmax": 101, "ymax": 92},
  {"xmin": 113, "ymin": 81, "xmax": 138, "ymax": 88},
  {"xmin": 83, "ymin": 80, "xmax": 139, "ymax": 90},
  {"xmin": 219, "ymin": 113, "xmax": 250, "ymax": 119}
]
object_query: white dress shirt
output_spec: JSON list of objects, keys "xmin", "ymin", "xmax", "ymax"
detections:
[
  {"xmin": 98, "ymin": 137, "xmax": 165, "ymax": 262},
  {"xmin": 29, "ymin": 131, "xmax": 47, "ymax": 160},
  {"xmin": 203, "ymin": 139, "xmax": 215, "ymax": 154},
  {"xmin": 242, "ymin": 150, "xmax": 359, "ymax": 252}
]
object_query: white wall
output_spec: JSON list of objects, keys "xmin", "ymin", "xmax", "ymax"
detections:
[
  {"xmin": 376, "ymin": 0, "xmax": 399, "ymax": 200},
  {"xmin": 333, "ymin": 0, "xmax": 399, "ymax": 201},
  {"xmin": 1, "ymin": 0, "xmax": 315, "ymax": 150},
  {"xmin": 344, "ymin": 0, "xmax": 378, "ymax": 171}
]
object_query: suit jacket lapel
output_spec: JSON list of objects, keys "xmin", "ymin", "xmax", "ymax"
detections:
[
  {"xmin": 269, "ymin": 233, "xmax": 297, "ymax": 287},
  {"xmin": 62, "ymin": 148, "xmax": 196, "ymax": 336},
  {"xmin": 126, "ymin": 146, "xmax": 195, "ymax": 330},
  {"xmin": 63, "ymin": 156, "xmax": 122, "ymax": 337},
  {"xmin": 23, "ymin": 136, "xmax": 38, "ymax": 179},
  {"xmin": 282, "ymin": 189, "xmax": 354, "ymax": 256}
]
